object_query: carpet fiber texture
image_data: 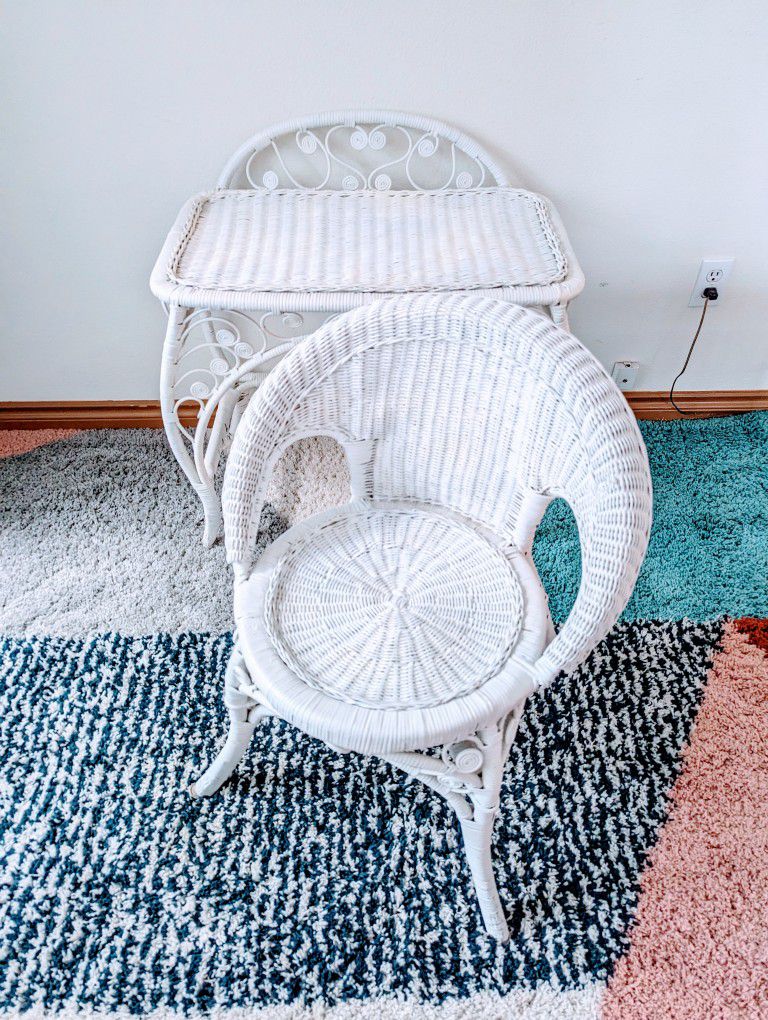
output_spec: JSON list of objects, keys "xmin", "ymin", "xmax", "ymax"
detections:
[
  {"xmin": 0, "ymin": 622, "xmax": 718, "ymax": 1014},
  {"xmin": 1, "ymin": 412, "xmax": 766, "ymax": 636},
  {"xmin": 0, "ymin": 415, "xmax": 766, "ymax": 1019},
  {"xmin": 603, "ymin": 619, "xmax": 768, "ymax": 1020}
]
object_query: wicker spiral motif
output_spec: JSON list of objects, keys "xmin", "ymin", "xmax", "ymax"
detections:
[{"xmin": 264, "ymin": 508, "xmax": 524, "ymax": 710}]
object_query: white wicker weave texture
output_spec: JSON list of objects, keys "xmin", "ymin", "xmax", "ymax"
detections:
[
  {"xmin": 156, "ymin": 188, "xmax": 568, "ymax": 297},
  {"xmin": 153, "ymin": 111, "xmax": 585, "ymax": 549},
  {"xmin": 190, "ymin": 294, "xmax": 652, "ymax": 943},
  {"xmin": 224, "ymin": 293, "xmax": 652, "ymax": 686},
  {"xmin": 264, "ymin": 506, "xmax": 525, "ymax": 711}
]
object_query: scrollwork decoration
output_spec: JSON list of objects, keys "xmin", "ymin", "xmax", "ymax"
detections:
[
  {"xmin": 170, "ymin": 308, "xmax": 317, "ymax": 450},
  {"xmin": 244, "ymin": 121, "xmax": 495, "ymax": 192},
  {"xmin": 382, "ymin": 707, "xmax": 526, "ymax": 823}
]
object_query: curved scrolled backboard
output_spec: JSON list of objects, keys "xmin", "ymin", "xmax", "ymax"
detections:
[{"xmin": 216, "ymin": 109, "xmax": 508, "ymax": 192}]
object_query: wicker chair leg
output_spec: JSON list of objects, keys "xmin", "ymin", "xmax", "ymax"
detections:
[
  {"xmin": 460, "ymin": 807, "xmax": 508, "ymax": 942},
  {"xmin": 456, "ymin": 721, "xmax": 512, "ymax": 942},
  {"xmin": 160, "ymin": 305, "xmax": 224, "ymax": 548},
  {"xmin": 190, "ymin": 644, "xmax": 269, "ymax": 798},
  {"xmin": 383, "ymin": 707, "xmax": 525, "ymax": 941}
]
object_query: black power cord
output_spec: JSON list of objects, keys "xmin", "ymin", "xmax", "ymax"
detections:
[{"xmin": 668, "ymin": 286, "xmax": 718, "ymax": 415}]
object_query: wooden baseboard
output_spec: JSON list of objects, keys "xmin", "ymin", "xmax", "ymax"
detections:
[
  {"xmin": 0, "ymin": 401, "xmax": 198, "ymax": 429},
  {"xmin": 625, "ymin": 390, "xmax": 768, "ymax": 420},
  {"xmin": 0, "ymin": 392, "xmax": 766, "ymax": 429}
]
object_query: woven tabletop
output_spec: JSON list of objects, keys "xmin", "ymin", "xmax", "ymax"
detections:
[
  {"xmin": 151, "ymin": 187, "xmax": 579, "ymax": 309},
  {"xmin": 263, "ymin": 507, "xmax": 524, "ymax": 711}
]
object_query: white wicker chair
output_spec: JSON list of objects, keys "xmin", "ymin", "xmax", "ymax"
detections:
[
  {"xmin": 190, "ymin": 294, "xmax": 651, "ymax": 941},
  {"xmin": 151, "ymin": 110, "xmax": 584, "ymax": 546}
]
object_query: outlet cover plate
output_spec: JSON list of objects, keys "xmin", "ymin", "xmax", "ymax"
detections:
[
  {"xmin": 689, "ymin": 259, "xmax": 734, "ymax": 307},
  {"xmin": 611, "ymin": 360, "xmax": 639, "ymax": 391}
]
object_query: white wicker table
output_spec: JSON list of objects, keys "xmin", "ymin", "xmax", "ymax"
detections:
[{"xmin": 150, "ymin": 111, "xmax": 584, "ymax": 545}]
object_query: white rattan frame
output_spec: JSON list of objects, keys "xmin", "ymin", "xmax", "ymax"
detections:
[
  {"xmin": 154, "ymin": 110, "xmax": 585, "ymax": 545},
  {"xmin": 190, "ymin": 295, "xmax": 652, "ymax": 942}
]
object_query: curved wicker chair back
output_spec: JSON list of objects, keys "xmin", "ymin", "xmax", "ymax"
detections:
[
  {"xmin": 216, "ymin": 109, "xmax": 507, "ymax": 192},
  {"xmin": 223, "ymin": 294, "xmax": 652, "ymax": 688}
]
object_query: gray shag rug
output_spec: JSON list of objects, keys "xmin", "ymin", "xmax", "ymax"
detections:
[{"xmin": 0, "ymin": 430, "xmax": 349, "ymax": 636}]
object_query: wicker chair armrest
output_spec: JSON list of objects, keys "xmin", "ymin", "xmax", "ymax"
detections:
[{"xmin": 532, "ymin": 481, "xmax": 652, "ymax": 690}]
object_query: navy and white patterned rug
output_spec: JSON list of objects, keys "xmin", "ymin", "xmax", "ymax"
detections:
[{"xmin": 1, "ymin": 622, "xmax": 718, "ymax": 1017}]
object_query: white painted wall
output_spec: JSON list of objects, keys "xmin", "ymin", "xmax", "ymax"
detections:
[{"xmin": 2, "ymin": 0, "xmax": 766, "ymax": 399}]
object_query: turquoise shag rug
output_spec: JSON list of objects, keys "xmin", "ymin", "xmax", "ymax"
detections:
[{"xmin": 534, "ymin": 411, "xmax": 768, "ymax": 624}]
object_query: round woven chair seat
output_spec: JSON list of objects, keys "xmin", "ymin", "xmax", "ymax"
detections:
[{"xmin": 263, "ymin": 506, "xmax": 524, "ymax": 710}]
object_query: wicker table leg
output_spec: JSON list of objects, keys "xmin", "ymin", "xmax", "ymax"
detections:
[
  {"xmin": 160, "ymin": 305, "xmax": 225, "ymax": 546},
  {"xmin": 160, "ymin": 307, "xmax": 311, "ymax": 547}
]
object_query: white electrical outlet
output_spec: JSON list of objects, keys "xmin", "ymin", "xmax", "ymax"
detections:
[
  {"xmin": 689, "ymin": 259, "xmax": 734, "ymax": 307},
  {"xmin": 611, "ymin": 361, "xmax": 639, "ymax": 391}
]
